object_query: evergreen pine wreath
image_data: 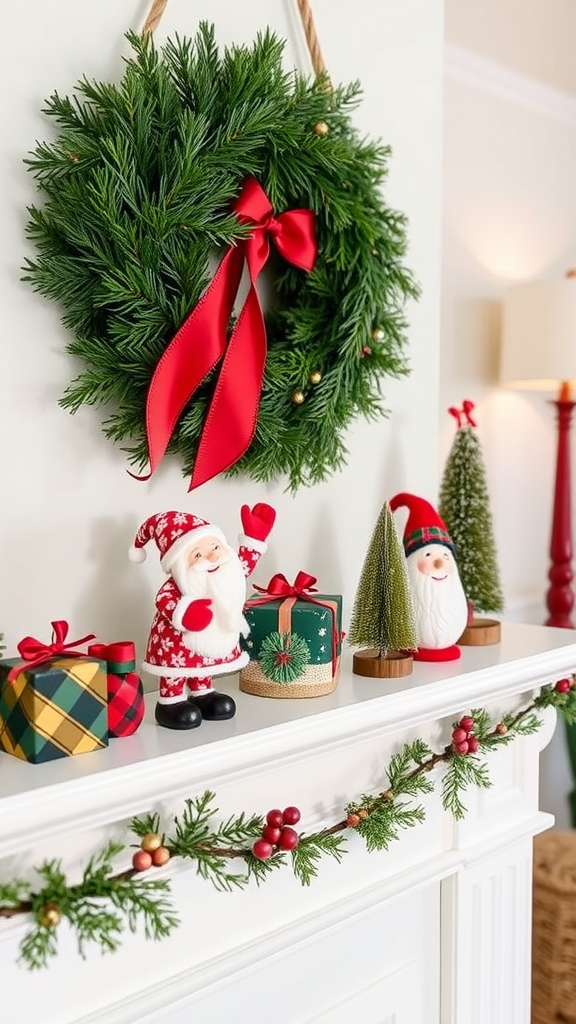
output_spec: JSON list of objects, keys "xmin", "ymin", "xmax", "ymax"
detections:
[
  {"xmin": 22, "ymin": 23, "xmax": 418, "ymax": 490},
  {"xmin": 259, "ymin": 631, "xmax": 310, "ymax": 683}
]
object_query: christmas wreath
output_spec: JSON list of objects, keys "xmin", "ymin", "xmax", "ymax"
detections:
[{"xmin": 22, "ymin": 21, "xmax": 418, "ymax": 490}]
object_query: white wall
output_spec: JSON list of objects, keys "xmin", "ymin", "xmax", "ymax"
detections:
[
  {"xmin": 441, "ymin": 15, "xmax": 576, "ymax": 826},
  {"xmin": 0, "ymin": 1, "xmax": 444, "ymax": 667},
  {"xmin": 446, "ymin": 0, "xmax": 576, "ymax": 96}
]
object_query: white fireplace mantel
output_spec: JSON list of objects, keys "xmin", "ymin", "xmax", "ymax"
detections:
[{"xmin": 2, "ymin": 621, "xmax": 575, "ymax": 1024}]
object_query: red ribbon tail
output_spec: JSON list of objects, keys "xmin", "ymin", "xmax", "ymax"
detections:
[
  {"xmin": 448, "ymin": 405, "xmax": 462, "ymax": 429},
  {"xmin": 139, "ymin": 244, "xmax": 245, "ymax": 479},
  {"xmin": 127, "ymin": 467, "xmax": 153, "ymax": 482},
  {"xmin": 189, "ymin": 282, "xmax": 267, "ymax": 489},
  {"xmin": 462, "ymin": 399, "xmax": 477, "ymax": 427}
]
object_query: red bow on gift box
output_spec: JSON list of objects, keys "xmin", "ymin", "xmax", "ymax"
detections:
[
  {"xmin": 247, "ymin": 572, "xmax": 339, "ymax": 674},
  {"xmin": 253, "ymin": 571, "xmax": 319, "ymax": 598},
  {"xmin": 7, "ymin": 621, "xmax": 96, "ymax": 682}
]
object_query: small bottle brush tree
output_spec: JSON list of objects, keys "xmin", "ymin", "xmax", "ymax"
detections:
[
  {"xmin": 348, "ymin": 500, "xmax": 418, "ymax": 677},
  {"xmin": 438, "ymin": 401, "xmax": 504, "ymax": 642}
]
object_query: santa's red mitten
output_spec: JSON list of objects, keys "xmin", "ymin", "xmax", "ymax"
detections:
[
  {"xmin": 181, "ymin": 598, "xmax": 213, "ymax": 631},
  {"xmin": 240, "ymin": 503, "xmax": 276, "ymax": 543}
]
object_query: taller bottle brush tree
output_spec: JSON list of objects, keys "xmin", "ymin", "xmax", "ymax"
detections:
[
  {"xmin": 438, "ymin": 401, "xmax": 504, "ymax": 645},
  {"xmin": 348, "ymin": 500, "xmax": 418, "ymax": 678}
]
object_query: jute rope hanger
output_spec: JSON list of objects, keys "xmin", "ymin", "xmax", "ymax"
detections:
[{"xmin": 141, "ymin": 0, "xmax": 328, "ymax": 78}]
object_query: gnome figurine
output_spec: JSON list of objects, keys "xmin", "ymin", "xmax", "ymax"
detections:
[
  {"xmin": 129, "ymin": 504, "xmax": 276, "ymax": 729},
  {"xmin": 389, "ymin": 492, "xmax": 468, "ymax": 661}
]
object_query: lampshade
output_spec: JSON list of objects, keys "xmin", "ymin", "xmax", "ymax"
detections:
[{"xmin": 500, "ymin": 276, "xmax": 576, "ymax": 390}]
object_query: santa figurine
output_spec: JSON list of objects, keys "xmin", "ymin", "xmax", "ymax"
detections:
[
  {"xmin": 128, "ymin": 504, "xmax": 276, "ymax": 729},
  {"xmin": 389, "ymin": 492, "xmax": 468, "ymax": 662}
]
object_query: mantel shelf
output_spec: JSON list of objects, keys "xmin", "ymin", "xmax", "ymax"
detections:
[{"xmin": 1, "ymin": 622, "xmax": 575, "ymax": 859}]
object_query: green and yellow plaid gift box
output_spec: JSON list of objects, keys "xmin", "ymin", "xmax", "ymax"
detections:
[{"xmin": 0, "ymin": 655, "xmax": 108, "ymax": 764}]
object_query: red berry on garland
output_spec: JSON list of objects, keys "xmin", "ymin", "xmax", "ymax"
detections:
[
  {"xmin": 556, "ymin": 679, "xmax": 571, "ymax": 693},
  {"xmin": 282, "ymin": 806, "xmax": 301, "ymax": 825},
  {"xmin": 452, "ymin": 727, "xmax": 468, "ymax": 744},
  {"xmin": 251, "ymin": 835, "xmax": 272, "ymax": 860},
  {"xmin": 277, "ymin": 826, "xmax": 299, "ymax": 851},
  {"xmin": 347, "ymin": 813, "xmax": 361, "ymax": 827},
  {"xmin": 263, "ymin": 825, "xmax": 282, "ymax": 845},
  {"xmin": 252, "ymin": 839, "xmax": 274, "ymax": 860},
  {"xmin": 132, "ymin": 849, "xmax": 153, "ymax": 872},
  {"xmin": 266, "ymin": 809, "xmax": 284, "ymax": 828},
  {"xmin": 151, "ymin": 846, "xmax": 171, "ymax": 867},
  {"xmin": 467, "ymin": 736, "xmax": 479, "ymax": 754},
  {"xmin": 459, "ymin": 716, "xmax": 475, "ymax": 732},
  {"xmin": 454, "ymin": 740, "xmax": 469, "ymax": 755}
]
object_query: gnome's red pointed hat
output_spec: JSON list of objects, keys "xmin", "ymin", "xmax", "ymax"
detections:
[{"xmin": 389, "ymin": 492, "xmax": 455, "ymax": 557}]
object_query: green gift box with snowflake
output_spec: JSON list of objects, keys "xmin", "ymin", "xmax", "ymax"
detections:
[{"xmin": 240, "ymin": 572, "xmax": 342, "ymax": 698}]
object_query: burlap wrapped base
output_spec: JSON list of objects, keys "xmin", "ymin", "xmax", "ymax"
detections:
[
  {"xmin": 532, "ymin": 830, "xmax": 576, "ymax": 1024},
  {"xmin": 239, "ymin": 658, "xmax": 340, "ymax": 699}
]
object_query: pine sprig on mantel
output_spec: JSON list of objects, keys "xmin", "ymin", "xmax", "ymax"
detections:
[
  {"xmin": 2, "ymin": 679, "xmax": 575, "ymax": 970},
  {"xmin": 166, "ymin": 792, "xmax": 263, "ymax": 892},
  {"xmin": 2, "ymin": 842, "xmax": 178, "ymax": 970}
]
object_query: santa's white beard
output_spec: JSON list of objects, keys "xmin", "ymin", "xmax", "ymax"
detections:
[
  {"xmin": 407, "ymin": 555, "xmax": 468, "ymax": 650},
  {"xmin": 172, "ymin": 549, "xmax": 249, "ymax": 660}
]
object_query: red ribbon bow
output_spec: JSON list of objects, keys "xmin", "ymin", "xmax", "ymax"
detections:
[
  {"xmin": 7, "ymin": 620, "xmax": 96, "ymax": 682},
  {"xmin": 135, "ymin": 177, "xmax": 317, "ymax": 491},
  {"xmin": 447, "ymin": 399, "xmax": 477, "ymax": 429},
  {"xmin": 253, "ymin": 571, "xmax": 319, "ymax": 599},
  {"xmin": 248, "ymin": 572, "xmax": 339, "ymax": 674}
]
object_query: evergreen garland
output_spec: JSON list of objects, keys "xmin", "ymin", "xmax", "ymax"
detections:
[
  {"xmin": 439, "ymin": 420, "xmax": 504, "ymax": 614},
  {"xmin": 22, "ymin": 24, "xmax": 418, "ymax": 491},
  {"xmin": 259, "ymin": 630, "xmax": 310, "ymax": 682},
  {"xmin": 4, "ymin": 678, "xmax": 573, "ymax": 971},
  {"xmin": 348, "ymin": 500, "xmax": 418, "ymax": 654}
]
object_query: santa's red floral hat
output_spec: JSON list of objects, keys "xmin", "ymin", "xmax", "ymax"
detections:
[{"xmin": 128, "ymin": 511, "xmax": 225, "ymax": 572}]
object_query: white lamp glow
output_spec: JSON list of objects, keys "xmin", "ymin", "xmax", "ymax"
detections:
[
  {"xmin": 501, "ymin": 276, "xmax": 576, "ymax": 391},
  {"xmin": 500, "ymin": 272, "xmax": 576, "ymax": 629}
]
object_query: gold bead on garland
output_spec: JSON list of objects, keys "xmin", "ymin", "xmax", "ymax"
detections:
[
  {"xmin": 309, "ymin": 370, "xmax": 322, "ymax": 385},
  {"xmin": 371, "ymin": 327, "xmax": 384, "ymax": 341},
  {"xmin": 314, "ymin": 121, "xmax": 329, "ymax": 136},
  {"xmin": 292, "ymin": 390, "xmax": 306, "ymax": 405},
  {"xmin": 39, "ymin": 902, "xmax": 62, "ymax": 928}
]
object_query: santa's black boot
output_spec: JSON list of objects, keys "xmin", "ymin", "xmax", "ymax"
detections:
[
  {"xmin": 190, "ymin": 690, "xmax": 236, "ymax": 721},
  {"xmin": 155, "ymin": 700, "xmax": 202, "ymax": 730}
]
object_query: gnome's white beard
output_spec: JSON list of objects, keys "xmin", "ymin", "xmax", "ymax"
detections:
[
  {"xmin": 407, "ymin": 553, "xmax": 468, "ymax": 650},
  {"xmin": 172, "ymin": 547, "xmax": 248, "ymax": 660}
]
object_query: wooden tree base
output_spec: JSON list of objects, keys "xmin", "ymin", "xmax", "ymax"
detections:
[
  {"xmin": 458, "ymin": 617, "xmax": 502, "ymax": 646},
  {"xmin": 352, "ymin": 649, "xmax": 414, "ymax": 678}
]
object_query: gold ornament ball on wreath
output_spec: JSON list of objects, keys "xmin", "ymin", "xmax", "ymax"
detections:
[{"xmin": 291, "ymin": 390, "xmax": 306, "ymax": 405}]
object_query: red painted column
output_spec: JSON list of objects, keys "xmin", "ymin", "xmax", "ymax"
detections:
[{"xmin": 545, "ymin": 384, "xmax": 576, "ymax": 628}]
